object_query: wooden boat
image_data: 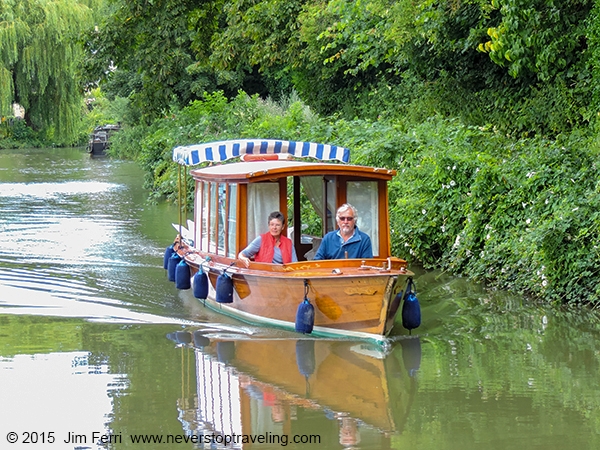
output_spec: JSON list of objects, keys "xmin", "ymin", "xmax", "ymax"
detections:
[
  {"xmin": 171, "ymin": 334, "xmax": 420, "ymax": 447},
  {"xmin": 87, "ymin": 123, "xmax": 121, "ymax": 156},
  {"xmin": 166, "ymin": 139, "xmax": 416, "ymax": 344}
]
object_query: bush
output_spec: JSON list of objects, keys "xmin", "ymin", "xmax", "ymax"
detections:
[{"xmin": 372, "ymin": 118, "xmax": 600, "ymax": 305}]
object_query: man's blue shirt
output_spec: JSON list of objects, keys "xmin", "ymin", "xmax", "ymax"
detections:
[{"xmin": 314, "ymin": 226, "xmax": 373, "ymax": 260}]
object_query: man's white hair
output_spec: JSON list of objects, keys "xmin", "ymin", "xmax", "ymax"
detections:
[{"xmin": 336, "ymin": 203, "xmax": 358, "ymax": 221}]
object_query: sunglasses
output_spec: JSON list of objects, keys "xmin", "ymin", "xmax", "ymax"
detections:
[{"xmin": 338, "ymin": 216, "xmax": 355, "ymax": 222}]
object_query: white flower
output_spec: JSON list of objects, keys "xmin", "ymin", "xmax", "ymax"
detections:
[
  {"xmin": 542, "ymin": 280, "xmax": 548, "ymax": 287},
  {"xmin": 450, "ymin": 180, "xmax": 456, "ymax": 187},
  {"xmin": 422, "ymin": 209, "xmax": 427, "ymax": 215},
  {"xmin": 453, "ymin": 235, "xmax": 461, "ymax": 249},
  {"xmin": 526, "ymin": 218, "xmax": 531, "ymax": 225}
]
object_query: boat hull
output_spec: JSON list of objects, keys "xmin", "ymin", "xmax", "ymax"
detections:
[
  {"xmin": 180, "ymin": 244, "xmax": 411, "ymax": 343},
  {"xmin": 88, "ymin": 141, "xmax": 107, "ymax": 156}
]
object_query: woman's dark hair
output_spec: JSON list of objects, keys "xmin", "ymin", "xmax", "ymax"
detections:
[{"xmin": 268, "ymin": 211, "xmax": 285, "ymax": 224}]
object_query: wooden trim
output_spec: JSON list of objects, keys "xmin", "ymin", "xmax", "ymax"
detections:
[
  {"xmin": 321, "ymin": 176, "xmax": 327, "ymax": 236},
  {"xmin": 224, "ymin": 183, "xmax": 230, "ymax": 257},
  {"xmin": 191, "ymin": 161, "xmax": 396, "ymax": 184},
  {"xmin": 336, "ymin": 176, "xmax": 346, "ymax": 210},
  {"xmin": 292, "ymin": 176, "xmax": 302, "ymax": 258},
  {"xmin": 215, "ymin": 183, "xmax": 222, "ymax": 256},
  {"xmin": 238, "ymin": 183, "xmax": 248, "ymax": 252},
  {"xmin": 195, "ymin": 181, "xmax": 201, "ymax": 248},
  {"xmin": 379, "ymin": 180, "xmax": 391, "ymax": 257},
  {"xmin": 206, "ymin": 182, "xmax": 212, "ymax": 253},
  {"xmin": 278, "ymin": 177, "xmax": 287, "ymax": 222}
]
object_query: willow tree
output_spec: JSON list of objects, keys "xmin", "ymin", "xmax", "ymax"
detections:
[{"xmin": 0, "ymin": 0, "xmax": 93, "ymax": 141}]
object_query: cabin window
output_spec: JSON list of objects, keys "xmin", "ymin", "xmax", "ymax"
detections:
[
  {"xmin": 197, "ymin": 181, "xmax": 236, "ymax": 257},
  {"xmin": 298, "ymin": 177, "xmax": 337, "ymax": 235},
  {"xmin": 347, "ymin": 181, "xmax": 379, "ymax": 256},
  {"xmin": 211, "ymin": 183, "xmax": 228, "ymax": 254},
  {"xmin": 209, "ymin": 183, "xmax": 218, "ymax": 253},
  {"xmin": 247, "ymin": 182, "xmax": 279, "ymax": 241},
  {"xmin": 227, "ymin": 184, "xmax": 237, "ymax": 258}
]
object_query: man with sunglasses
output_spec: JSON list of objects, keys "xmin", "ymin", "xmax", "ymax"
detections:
[{"xmin": 314, "ymin": 203, "xmax": 373, "ymax": 260}]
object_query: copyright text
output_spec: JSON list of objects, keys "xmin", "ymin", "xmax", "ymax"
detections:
[{"xmin": 5, "ymin": 431, "xmax": 320, "ymax": 446}]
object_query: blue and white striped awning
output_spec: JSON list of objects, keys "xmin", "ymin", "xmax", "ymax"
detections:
[{"xmin": 172, "ymin": 139, "xmax": 350, "ymax": 165}]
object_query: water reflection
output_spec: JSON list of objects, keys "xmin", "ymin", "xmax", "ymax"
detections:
[
  {"xmin": 166, "ymin": 334, "xmax": 421, "ymax": 449},
  {"xmin": 1, "ymin": 350, "xmax": 127, "ymax": 444}
]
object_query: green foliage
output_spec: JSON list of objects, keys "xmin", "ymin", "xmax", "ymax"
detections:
[
  {"xmin": 0, "ymin": 118, "xmax": 43, "ymax": 148},
  {"xmin": 83, "ymin": 0, "xmax": 600, "ymax": 138},
  {"xmin": 375, "ymin": 118, "xmax": 600, "ymax": 304},
  {"xmin": 0, "ymin": 0, "xmax": 94, "ymax": 142},
  {"xmin": 209, "ymin": 0, "xmax": 306, "ymax": 72},
  {"xmin": 77, "ymin": 88, "xmax": 129, "ymax": 143},
  {"xmin": 84, "ymin": 0, "xmax": 224, "ymax": 123},
  {"xmin": 481, "ymin": 0, "xmax": 592, "ymax": 81}
]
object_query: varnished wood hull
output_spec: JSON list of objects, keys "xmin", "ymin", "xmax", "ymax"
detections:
[{"xmin": 180, "ymin": 243, "xmax": 412, "ymax": 343}]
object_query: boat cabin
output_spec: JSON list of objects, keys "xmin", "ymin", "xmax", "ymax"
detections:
[{"xmin": 175, "ymin": 140, "xmax": 396, "ymax": 263}]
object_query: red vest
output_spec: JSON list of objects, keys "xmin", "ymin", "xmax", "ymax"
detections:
[{"xmin": 254, "ymin": 232, "xmax": 293, "ymax": 263}]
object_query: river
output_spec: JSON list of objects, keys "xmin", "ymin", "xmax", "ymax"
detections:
[{"xmin": 0, "ymin": 147, "xmax": 599, "ymax": 450}]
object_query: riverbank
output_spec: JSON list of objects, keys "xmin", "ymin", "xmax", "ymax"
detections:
[{"xmin": 105, "ymin": 92, "xmax": 600, "ymax": 306}]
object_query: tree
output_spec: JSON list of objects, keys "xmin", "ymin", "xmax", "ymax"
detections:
[
  {"xmin": 84, "ymin": 0, "xmax": 224, "ymax": 123},
  {"xmin": 479, "ymin": 0, "xmax": 592, "ymax": 81},
  {"xmin": 0, "ymin": 0, "xmax": 94, "ymax": 141}
]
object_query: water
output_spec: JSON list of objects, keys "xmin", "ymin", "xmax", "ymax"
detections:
[{"xmin": 1, "ymin": 147, "xmax": 599, "ymax": 449}]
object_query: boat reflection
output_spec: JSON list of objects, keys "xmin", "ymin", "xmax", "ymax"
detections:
[{"xmin": 167, "ymin": 333, "xmax": 421, "ymax": 449}]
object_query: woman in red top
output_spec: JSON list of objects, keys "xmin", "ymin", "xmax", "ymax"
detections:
[{"xmin": 238, "ymin": 211, "xmax": 298, "ymax": 267}]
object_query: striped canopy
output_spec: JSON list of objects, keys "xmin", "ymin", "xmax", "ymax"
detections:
[{"xmin": 172, "ymin": 139, "xmax": 350, "ymax": 165}]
